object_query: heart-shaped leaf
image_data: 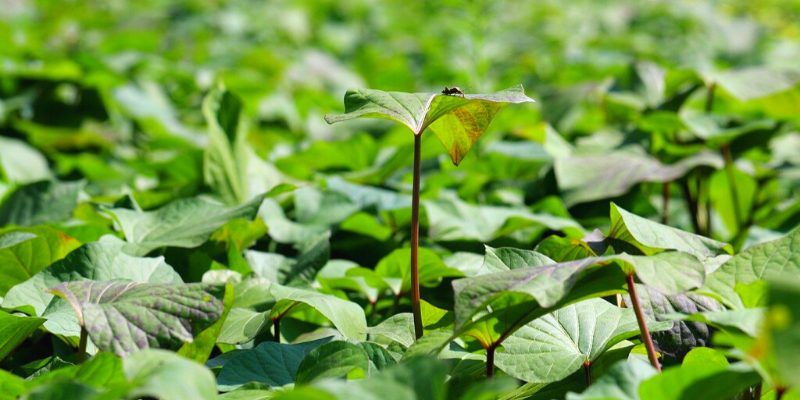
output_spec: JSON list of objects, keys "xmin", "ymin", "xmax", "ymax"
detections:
[
  {"xmin": 566, "ymin": 358, "xmax": 657, "ymax": 400},
  {"xmin": 0, "ymin": 226, "xmax": 80, "ymax": 297},
  {"xmin": 105, "ymin": 194, "xmax": 264, "ymax": 255},
  {"xmin": 325, "ymin": 85, "xmax": 534, "ymax": 164},
  {"xmin": 495, "ymin": 298, "xmax": 670, "ymax": 383},
  {"xmin": 270, "ymin": 283, "xmax": 367, "ymax": 341},
  {"xmin": 296, "ymin": 341, "xmax": 370, "ymax": 384},
  {"xmin": 608, "ymin": 203, "xmax": 733, "ymax": 260},
  {"xmin": 215, "ymin": 337, "xmax": 330, "ymax": 390},
  {"xmin": 0, "ymin": 310, "xmax": 45, "ymax": 362},
  {"xmin": 49, "ymin": 281, "xmax": 223, "ymax": 356},
  {"xmin": 554, "ymin": 150, "xmax": 722, "ymax": 206},
  {"xmin": 3, "ymin": 236, "xmax": 182, "ymax": 317},
  {"xmin": 701, "ymin": 227, "xmax": 800, "ymax": 309},
  {"xmin": 453, "ymin": 252, "xmax": 704, "ymax": 347},
  {"xmin": 0, "ymin": 180, "xmax": 84, "ymax": 227}
]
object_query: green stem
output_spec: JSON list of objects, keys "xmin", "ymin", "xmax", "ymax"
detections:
[
  {"xmin": 661, "ymin": 182, "xmax": 670, "ymax": 225},
  {"xmin": 410, "ymin": 133, "xmax": 423, "ymax": 339},
  {"xmin": 626, "ymin": 274, "xmax": 661, "ymax": 371},
  {"xmin": 721, "ymin": 143, "xmax": 743, "ymax": 231},
  {"xmin": 78, "ymin": 326, "xmax": 87, "ymax": 363},
  {"xmin": 680, "ymin": 179, "xmax": 701, "ymax": 234}
]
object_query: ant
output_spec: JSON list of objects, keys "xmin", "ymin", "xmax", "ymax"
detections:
[{"xmin": 441, "ymin": 86, "xmax": 465, "ymax": 97}]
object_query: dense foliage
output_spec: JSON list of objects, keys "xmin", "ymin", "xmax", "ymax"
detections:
[{"xmin": 1, "ymin": 0, "xmax": 800, "ymax": 399}]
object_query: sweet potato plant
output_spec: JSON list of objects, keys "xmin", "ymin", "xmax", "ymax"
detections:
[{"xmin": 1, "ymin": 1, "xmax": 800, "ymax": 400}]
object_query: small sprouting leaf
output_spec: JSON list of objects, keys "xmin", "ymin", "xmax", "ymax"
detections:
[
  {"xmin": 325, "ymin": 85, "xmax": 534, "ymax": 164},
  {"xmin": 49, "ymin": 281, "xmax": 224, "ymax": 356}
]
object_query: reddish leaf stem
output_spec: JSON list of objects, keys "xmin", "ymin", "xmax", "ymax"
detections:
[
  {"xmin": 410, "ymin": 133, "xmax": 423, "ymax": 339},
  {"xmin": 583, "ymin": 360, "xmax": 592, "ymax": 385},
  {"xmin": 486, "ymin": 344, "xmax": 496, "ymax": 378},
  {"xmin": 626, "ymin": 274, "xmax": 661, "ymax": 371}
]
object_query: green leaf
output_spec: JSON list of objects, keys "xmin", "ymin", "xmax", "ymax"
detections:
[
  {"xmin": 678, "ymin": 308, "xmax": 764, "ymax": 337},
  {"xmin": 0, "ymin": 226, "xmax": 80, "ymax": 297},
  {"xmin": 3, "ymin": 236, "xmax": 182, "ymax": 316},
  {"xmin": 216, "ymin": 338, "xmax": 330, "ymax": 390},
  {"xmin": 270, "ymin": 284, "xmax": 367, "ymax": 341},
  {"xmin": 481, "ymin": 246, "xmax": 556, "ymax": 274},
  {"xmin": 424, "ymin": 196, "xmax": 583, "ymax": 242},
  {"xmin": 296, "ymin": 341, "xmax": 370, "ymax": 384},
  {"xmin": 495, "ymin": 299, "xmax": 669, "ymax": 383},
  {"xmin": 325, "ymin": 86, "xmax": 534, "ymax": 164},
  {"xmin": 178, "ymin": 281, "xmax": 235, "ymax": 363},
  {"xmin": 0, "ymin": 310, "xmax": 45, "ymax": 362},
  {"xmin": 124, "ymin": 349, "xmax": 217, "ymax": 400},
  {"xmin": 608, "ymin": 203, "xmax": 733, "ymax": 259},
  {"xmin": 625, "ymin": 284, "xmax": 723, "ymax": 359},
  {"xmin": 766, "ymin": 275, "xmax": 800, "ymax": 387},
  {"xmin": 106, "ymin": 194, "xmax": 264, "ymax": 255},
  {"xmin": 367, "ymin": 313, "xmax": 416, "ymax": 348},
  {"xmin": 0, "ymin": 369, "xmax": 27, "ymax": 399},
  {"xmin": 452, "ymin": 252, "xmax": 703, "ymax": 347},
  {"xmin": 702, "ymin": 227, "xmax": 800, "ymax": 309},
  {"xmin": 638, "ymin": 348, "xmax": 760, "ymax": 400},
  {"xmin": 713, "ymin": 67, "xmax": 800, "ymax": 101},
  {"xmin": 375, "ymin": 248, "xmax": 461, "ymax": 295},
  {"xmin": 555, "ymin": 150, "xmax": 722, "ymax": 206},
  {"xmin": 566, "ymin": 359, "xmax": 656, "ymax": 400},
  {"xmin": 0, "ymin": 180, "xmax": 84, "ymax": 226},
  {"xmin": 203, "ymin": 85, "xmax": 247, "ymax": 205},
  {"xmin": 218, "ymin": 308, "xmax": 271, "ymax": 345},
  {"xmin": 49, "ymin": 281, "xmax": 224, "ymax": 355},
  {"xmin": 0, "ymin": 136, "xmax": 51, "ymax": 184}
]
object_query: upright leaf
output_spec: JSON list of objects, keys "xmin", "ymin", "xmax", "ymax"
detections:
[
  {"xmin": 203, "ymin": 85, "xmax": 247, "ymax": 205},
  {"xmin": 325, "ymin": 86, "xmax": 534, "ymax": 164}
]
